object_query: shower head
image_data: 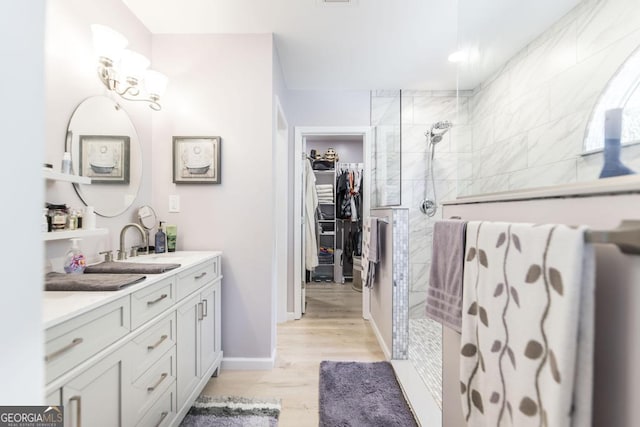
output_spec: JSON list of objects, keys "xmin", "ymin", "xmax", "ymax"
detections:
[
  {"xmin": 426, "ymin": 120, "xmax": 453, "ymax": 145},
  {"xmin": 432, "ymin": 120, "xmax": 453, "ymax": 131},
  {"xmin": 430, "ymin": 134, "xmax": 445, "ymax": 144}
]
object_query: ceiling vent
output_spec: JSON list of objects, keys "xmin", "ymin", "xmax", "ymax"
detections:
[{"xmin": 318, "ymin": 0, "xmax": 357, "ymax": 5}]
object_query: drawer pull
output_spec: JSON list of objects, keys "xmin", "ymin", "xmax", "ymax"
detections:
[
  {"xmin": 69, "ymin": 395, "xmax": 82, "ymax": 427},
  {"xmin": 202, "ymin": 299, "xmax": 208, "ymax": 317},
  {"xmin": 147, "ymin": 372, "xmax": 168, "ymax": 392},
  {"xmin": 155, "ymin": 411, "xmax": 168, "ymax": 427},
  {"xmin": 147, "ymin": 294, "xmax": 168, "ymax": 306},
  {"xmin": 194, "ymin": 272, "xmax": 207, "ymax": 280},
  {"xmin": 45, "ymin": 337, "xmax": 83, "ymax": 362},
  {"xmin": 147, "ymin": 335, "xmax": 168, "ymax": 351}
]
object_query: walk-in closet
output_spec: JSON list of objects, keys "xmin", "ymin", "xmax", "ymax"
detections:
[{"xmin": 304, "ymin": 135, "xmax": 364, "ymax": 292}]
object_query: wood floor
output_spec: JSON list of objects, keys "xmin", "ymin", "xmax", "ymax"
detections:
[{"xmin": 201, "ymin": 282, "xmax": 385, "ymax": 426}]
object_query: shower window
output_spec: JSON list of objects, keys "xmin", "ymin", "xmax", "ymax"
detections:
[{"xmin": 583, "ymin": 46, "xmax": 640, "ymax": 153}]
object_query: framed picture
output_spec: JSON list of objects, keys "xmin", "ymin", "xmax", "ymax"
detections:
[
  {"xmin": 79, "ymin": 135, "xmax": 130, "ymax": 184},
  {"xmin": 173, "ymin": 136, "xmax": 221, "ymax": 184}
]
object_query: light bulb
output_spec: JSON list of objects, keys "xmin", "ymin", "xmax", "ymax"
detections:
[{"xmin": 91, "ymin": 24, "xmax": 128, "ymax": 66}]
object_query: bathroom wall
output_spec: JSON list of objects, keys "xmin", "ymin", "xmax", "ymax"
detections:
[
  {"xmin": 150, "ymin": 34, "xmax": 277, "ymax": 363},
  {"xmin": 371, "ymin": 91, "xmax": 471, "ymax": 319},
  {"xmin": 1, "ymin": 0, "xmax": 46, "ymax": 405},
  {"xmin": 466, "ymin": 0, "xmax": 640, "ymax": 195},
  {"xmin": 44, "ymin": 0, "xmax": 154, "ymax": 260}
]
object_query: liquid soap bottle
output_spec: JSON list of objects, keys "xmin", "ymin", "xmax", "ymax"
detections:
[
  {"xmin": 155, "ymin": 221, "xmax": 166, "ymax": 254},
  {"xmin": 63, "ymin": 238, "xmax": 86, "ymax": 274}
]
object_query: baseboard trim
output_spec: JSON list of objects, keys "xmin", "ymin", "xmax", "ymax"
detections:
[
  {"xmin": 287, "ymin": 311, "xmax": 296, "ymax": 321},
  {"xmin": 222, "ymin": 348, "xmax": 277, "ymax": 371},
  {"xmin": 369, "ymin": 317, "xmax": 391, "ymax": 360}
]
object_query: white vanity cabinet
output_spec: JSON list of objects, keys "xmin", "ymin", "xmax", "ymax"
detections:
[
  {"xmin": 61, "ymin": 348, "xmax": 129, "ymax": 427},
  {"xmin": 176, "ymin": 280, "xmax": 221, "ymax": 410},
  {"xmin": 44, "ymin": 252, "xmax": 222, "ymax": 427}
]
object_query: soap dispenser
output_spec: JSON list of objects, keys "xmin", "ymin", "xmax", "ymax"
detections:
[
  {"xmin": 155, "ymin": 222, "xmax": 166, "ymax": 254},
  {"xmin": 64, "ymin": 238, "xmax": 86, "ymax": 274}
]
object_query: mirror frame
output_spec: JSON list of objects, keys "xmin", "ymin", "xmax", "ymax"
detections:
[{"xmin": 66, "ymin": 96, "xmax": 143, "ymax": 217}]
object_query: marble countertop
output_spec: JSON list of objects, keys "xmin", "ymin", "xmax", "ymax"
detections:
[{"xmin": 43, "ymin": 251, "xmax": 222, "ymax": 329}]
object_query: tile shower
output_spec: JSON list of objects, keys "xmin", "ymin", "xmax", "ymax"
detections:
[{"xmin": 371, "ymin": 90, "xmax": 471, "ymax": 406}]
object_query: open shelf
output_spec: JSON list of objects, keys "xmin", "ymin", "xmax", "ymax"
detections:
[
  {"xmin": 43, "ymin": 228, "xmax": 108, "ymax": 241},
  {"xmin": 43, "ymin": 168, "xmax": 91, "ymax": 185}
]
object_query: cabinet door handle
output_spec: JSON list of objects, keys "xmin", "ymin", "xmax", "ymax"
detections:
[
  {"xmin": 69, "ymin": 395, "xmax": 82, "ymax": 427},
  {"xmin": 194, "ymin": 272, "xmax": 207, "ymax": 280},
  {"xmin": 155, "ymin": 411, "xmax": 168, "ymax": 427},
  {"xmin": 147, "ymin": 335, "xmax": 168, "ymax": 351},
  {"xmin": 197, "ymin": 302, "xmax": 204, "ymax": 321},
  {"xmin": 147, "ymin": 294, "xmax": 168, "ymax": 306},
  {"xmin": 202, "ymin": 299, "xmax": 208, "ymax": 317},
  {"xmin": 147, "ymin": 373, "xmax": 168, "ymax": 392},
  {"xmin": 45, "ymin": 338, "xmax": 83, "ymax": 362}
]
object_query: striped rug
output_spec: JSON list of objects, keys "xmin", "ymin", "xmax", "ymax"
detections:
[{"xmin": 180, "ymin": 395, "xmax": 281, "ymax": 427}]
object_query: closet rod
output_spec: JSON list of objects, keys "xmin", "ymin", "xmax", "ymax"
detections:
[{"xmin": 585, "ymin": 220, "xmax": 640, "ymax": 255}]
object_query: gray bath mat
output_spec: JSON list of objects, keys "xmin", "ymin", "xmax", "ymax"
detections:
[
  {"xmin": 319, "ymin": 361, "xmax": 418, "ymax": 427},
  {"xmin": 180, "ymin": 395, "xmax": 280, "ymax": 427}
]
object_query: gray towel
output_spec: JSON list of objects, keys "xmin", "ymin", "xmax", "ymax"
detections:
[
  {"xmin": 425, "ymin": 219, "xmax": 466, "ymax": 332},
  {"xmin": 84, "ymin": 261, "xmax": 181, "ymax": 274},
  {"xmin": 45, "ymin": 272, "xmax": 147, "ymax": 291}
]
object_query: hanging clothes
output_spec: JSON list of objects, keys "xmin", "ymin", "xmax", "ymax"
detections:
[{"xmin": 305, "ymin": 159, "xmax": 319, "ymax": 270}]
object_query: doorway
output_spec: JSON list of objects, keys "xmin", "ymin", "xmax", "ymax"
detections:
[{"xmin": 293, "ymin": 127, "xmax": 372, "ymax": 320}]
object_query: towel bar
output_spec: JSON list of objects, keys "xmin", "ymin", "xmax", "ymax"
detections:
[{"xmin": 585, "ymin": 220, "xmax": 640, "ymax": 255}]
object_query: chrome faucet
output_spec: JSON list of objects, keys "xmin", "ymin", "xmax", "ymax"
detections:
[{"xmin": 118, "ymin": 223, "xmax": 149, "ymax": 260}]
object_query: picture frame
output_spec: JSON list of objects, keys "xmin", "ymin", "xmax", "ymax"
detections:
[
  {"xmin": 173, "ymin": 136, "xmax": 221, "ymax": 184},
  {"xmin": 78, "ymin": 135, "xmax": 130, "ymax": 184}
]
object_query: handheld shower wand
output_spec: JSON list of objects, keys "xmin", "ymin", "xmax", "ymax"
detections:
[{"xmin": 420, "ymin": 120, "xmax": 453, "ymax": 217}]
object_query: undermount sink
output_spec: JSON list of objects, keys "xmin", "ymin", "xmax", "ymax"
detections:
[{"xmin": 127, "ymin": 254, "xmax": 184, "ymax": 264}]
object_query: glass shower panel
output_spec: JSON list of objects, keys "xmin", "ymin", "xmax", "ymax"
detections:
[{"xmin": 370, "ymin": 90, "xmax": 401, "ymax": 207}]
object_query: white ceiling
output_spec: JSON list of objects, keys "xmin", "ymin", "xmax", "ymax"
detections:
[{"xmin": 123, "ymin": 0, "xmax": 581, "ymax": 90}]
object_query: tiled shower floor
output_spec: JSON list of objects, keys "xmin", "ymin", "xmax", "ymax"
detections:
[{"xmin": 408, "ymin": 318, "xmax": 442, "ymax": 409}]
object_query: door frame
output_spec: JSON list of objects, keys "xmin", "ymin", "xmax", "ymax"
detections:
[
  {"xmin": 293, "ymin": 126, "xmax": 372, "ymax": 320},
  {"xmin": 274, "ymin": 96, "xmax": 289, "ymax": 324}
]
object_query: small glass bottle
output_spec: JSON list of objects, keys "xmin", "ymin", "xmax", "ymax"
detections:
[{"xmin": 68, "ymin": 210, "xmax": 78, "ymax": 230}]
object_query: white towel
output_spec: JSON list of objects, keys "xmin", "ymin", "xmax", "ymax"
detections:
[
  {"xmin": 362, "ymin": 217, "xmax": 380, "ymax": 288},
  {"xmin": 304, "ymin": 160, "xmax": 319, "ymax": 270},
  {"xmin": 460, "ymin": 221, "xmax": 594, "ymax": 427}
]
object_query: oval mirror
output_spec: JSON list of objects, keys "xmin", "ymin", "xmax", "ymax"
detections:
[{"xmin": 67, "ymin": 96, "xmax": 142, "ymax": 217}]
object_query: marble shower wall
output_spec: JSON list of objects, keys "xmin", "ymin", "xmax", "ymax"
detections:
[
  {"xmin": 373, "ymin": 90, "xmax": 472, "ymax": 319},
  {"xmin": 465, "ymin": 0, "xmax": 640, "ymax": 196}
]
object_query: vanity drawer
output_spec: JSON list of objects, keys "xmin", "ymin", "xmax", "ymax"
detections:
[
  {"xmin": 45, "ymin": 296, "xmax": 130, "ymax": 383},
  {"xmin": 130, "ymin": 347, "xmax": 176, "ymax": 425},
  {"xmin": 135, "ymin": 383, "xmax": 176, "ymax": 427},
  {"xmin": 177, "ymin": 258, "xmax": 219, "ymax": 300},
  {"xmin": 130, "ymin": 312, "xmax": 176, "ymax": 381},
  {"xmin": 131, "ymin": 276, "xmax": 176, "ymax": 330}
]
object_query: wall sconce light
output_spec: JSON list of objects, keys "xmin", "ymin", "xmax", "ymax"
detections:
[{"xmin": 91, "ymin": 24, "xmax": 168, "ymax": 111}]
